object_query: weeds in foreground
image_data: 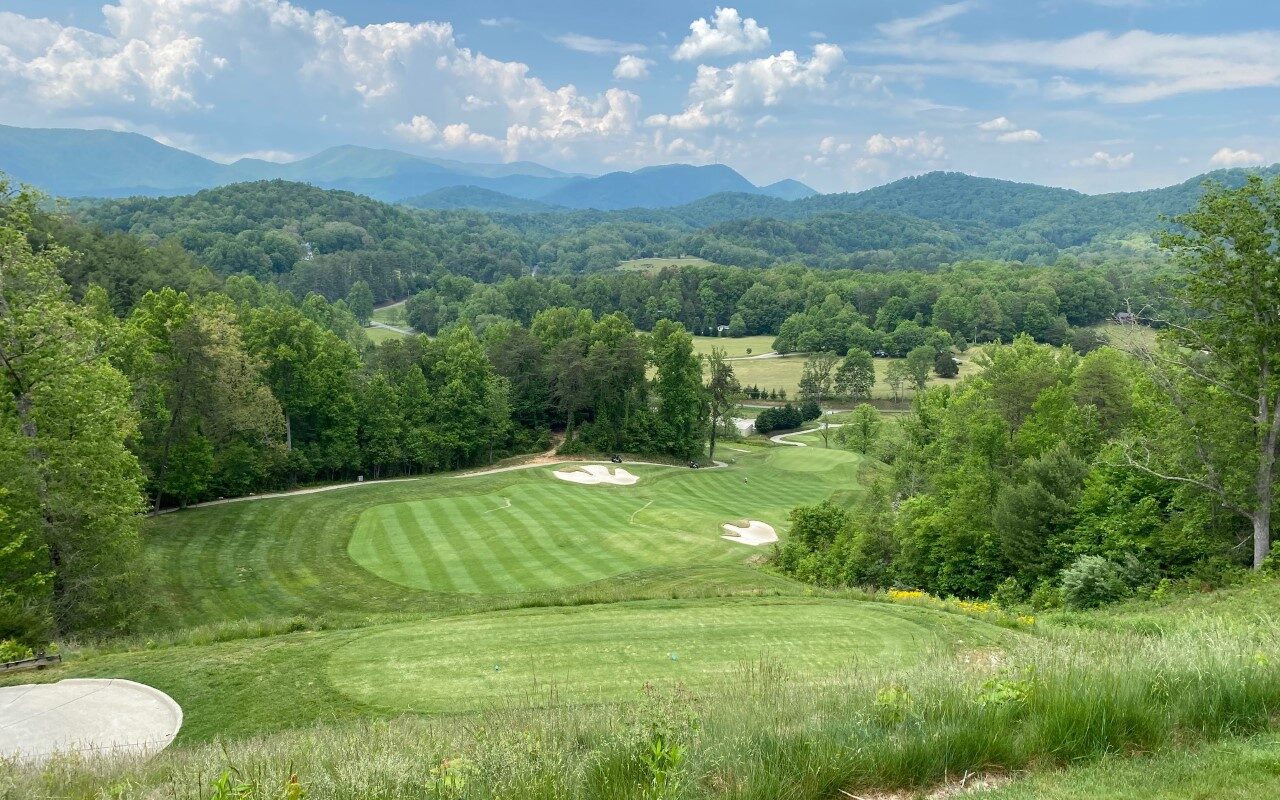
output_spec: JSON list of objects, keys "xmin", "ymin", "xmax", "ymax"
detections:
[{"xmin": 4, "ymin": 618, "xmax": 1278, "ymax": 800}]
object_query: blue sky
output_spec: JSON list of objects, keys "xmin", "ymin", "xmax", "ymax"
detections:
[{"xmin": 2, "ymin": 1, "xmax": 1278, "ymax": 193}]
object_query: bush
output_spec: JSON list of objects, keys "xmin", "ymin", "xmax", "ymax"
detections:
[
  {"xmin": 991, "ymin": 577, "xmax": 1024, "ymax": 609},
  {"xmin": 754, "ymin": 403, "xmax": 804, "ymax": 434},
  {"xmin": 1060, "ymin": 555, "xmax": 1129, "ymax": 609},
  {"xmin": 0, "ymin": 639, "xmax": 33, "ymax": 662},
  {"xmin": 1029, "ymin": 580, "xmax": 1062, "ymax": 611},
  {"xmin": 798, "ymin": 400, "xmax": 821, "ymax": 422}
]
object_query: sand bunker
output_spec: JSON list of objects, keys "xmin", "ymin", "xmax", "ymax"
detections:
[
  {"xmin": 0, "ymin": 678, "xmax": 182, "ymax": 762},
  {"xmin": 721, "ymin": 519, "xmax": 778, "ymax": 546},
  {"xmin": 553, "ymin": 464, "xmax": 639, "ymax": 485}
]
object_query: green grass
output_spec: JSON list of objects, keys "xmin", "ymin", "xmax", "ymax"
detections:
[
  {"xmin": 364, "ymin": 324, "xmax": 410, "ymax": 342},
  {"xmin": 978, "ymin": 736, "xmax": 1280, "ymax": 799},
  {"xmin": 6, "ymin": 606, "xmax": 1277, "ymax": 798},
  {"xmin": 371, "ymin": 300, "xmax": 406, "ymax": 324},
  {"xmin": 1088, "ymin": 320, "xmax": 1158, "ymax": 352},
  {"xmin": 616, "ymin": 256, "xmax": 721, "ymax": 272},
  {"xmin": 132, "ymin": 449, "xmax": 861, "ymax": 631},
  {"xmin": 348, "ymin": 457, "xmax": 859, "ymax": 595},
  {"xmin": 329, "ymin": 597, "xmax": 960, "ymax": 714},
  {"xmin": 729, "ymin": 354, "xmax": 982, "ymax": 402},
  {"xmin": 691, "ymin": 335, "xmax": 777, "ymax": 358}
]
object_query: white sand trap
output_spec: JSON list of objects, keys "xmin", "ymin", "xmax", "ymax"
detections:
[
  {"xmin": 0, "ymin": 678, "xmax": 182, "ymax": 762},
  {"xmin": 721, "ymin": 519, "xmax": 778, "ymax": 546},
  {"xmin": 553, "ymin": 464, "xmax": 639, "ymax": 485}
]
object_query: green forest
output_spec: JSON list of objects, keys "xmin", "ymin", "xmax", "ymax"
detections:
[{"xmin": 2, "ymin": 162, "xmax": 1280, "ymax": 800}]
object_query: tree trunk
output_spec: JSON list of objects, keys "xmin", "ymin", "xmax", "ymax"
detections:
[
  {"xmin": 1254, "ymin": 399, "xmax": 1279, "ymax": 568},
  {"xmin": 708, "ymin": 411, "xmax": 719, "ymax": 462}
]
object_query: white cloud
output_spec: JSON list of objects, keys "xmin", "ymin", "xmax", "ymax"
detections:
[
  {"xmin": 0, "ymin": 1, "xmax": 640, "ymax": 163},
  {"xmin": 1208, "ymin": 146, "xmax": 1267, "ymax": 167},
  {"xmin": 1070, "ymin": 151, "xmax": 1135, "ymax": 169},
  {"xmin": 863, "ymin": 29, "xmax": 1280, "ymax": 102},
  {"xmin": 978, "ymin": 116, "xmax": 1015, "ymax": 131},
  {"xmin": 479, "ymin": 17, "xmax": 515, "ymax": 27},
  {"xmin": 554, "ymin": 34, "xmax": 645, "ymax": 56},
  {"xmin": 613, "ymin": 55, "xmax": 653, "ymax": 80},
  {"xmin": 651, "ymin": 43, "xmax": 844, "ymax": 131},
  {"xmin": 996, "ymin": 128, "xmax": 1042, "ymax": 143},
  {"xmin": 877, "ymin": 2, "xmax": 978, "ymax": 39},
  {"xmin": 865, "ymin": 132, "xmax": 946, "ymax": 160},
  {"xmin": 673, "ymin": 7, "xmax": 770, "ymax": 61}
]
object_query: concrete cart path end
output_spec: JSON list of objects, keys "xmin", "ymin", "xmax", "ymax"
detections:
[{"xmin": 0, "ymin": 678, "xmax": 182, "ymax": 762}]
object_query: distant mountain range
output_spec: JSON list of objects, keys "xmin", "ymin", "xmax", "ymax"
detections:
[{"xmin": 0, "ymin": 124, "xmax": 815, "ymax": 209}]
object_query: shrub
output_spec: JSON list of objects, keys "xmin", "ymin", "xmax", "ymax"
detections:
[
  {"xmin": 798, "ymin": 400, "xmax": 821, "ymax": 422},
  {"xmin": 1029, "ymin": 580, "xmax": 1062, "ymax": 611},
  {"xmin": 0, "ymin": 639, "xmax": 33, "ymax": 662},
  {"xmin": 991, "ymin": 577, "xmax": 1025, "ymax": 609},
  {"xmin": 1060, "ymin": 555, "xmax": 1129, "ymax": 609}
]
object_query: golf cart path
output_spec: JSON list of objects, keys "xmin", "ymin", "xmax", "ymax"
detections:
[
  {"xmin": 369, "ymin": 320, "xmax": 412, "ymax": 335},
  {"xmin": 770, "ymin": 423, "xmax": 845, "ymax": 446},
  {"xmin": 153, "ymin": 477, "xmax": 420, "ymax": 513},
  {"xmin": 726, "ymin": 351, "xmax": 782, "ymax": 361},
  {"xmin": 156, "ymin": 451, "xmax": 728, "ymax": 512}
]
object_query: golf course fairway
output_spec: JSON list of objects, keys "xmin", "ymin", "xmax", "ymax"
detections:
[{"xmin": 347, "ymin": 451, "xmax": 864, "ymax": 595}]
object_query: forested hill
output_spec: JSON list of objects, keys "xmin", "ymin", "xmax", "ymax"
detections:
[{"xmin": 71, "ymin": 164, "xmax": 1280, "ymax": 299}]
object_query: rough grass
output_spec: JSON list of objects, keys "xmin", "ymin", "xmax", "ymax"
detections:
[{"xmin": 4, "ymin": 610, "xmax": 1276, "ymax": 799}]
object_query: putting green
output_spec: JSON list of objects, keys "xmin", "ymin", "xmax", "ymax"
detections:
[
  {"xmin": 329, "ymin": 598, "xmax": 971, "ymax": 713},
  {"xmin": 348, "ymin": 453, "xmax": 864, "ymax": 595}
]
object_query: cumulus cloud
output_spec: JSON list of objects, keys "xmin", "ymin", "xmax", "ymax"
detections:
[
  {"xmin": 554, "ymin": 34, "xmax": 645, "ymax": 55},
  {"xmin": 673, "ymin": 7, "xmax": 770, "ymax": 61},
  {"xmin": 0, "ymin": 0, "xmax": 639, "ymax": 162},
  {"xmin": 865, "ymin": 132, "xmax": 946, "ymax": 160},
  {"xmin": 393, "ymin": 115, "xmax": 500, "ymax": 150},
  {"xmin": 1208, "ymin": 146, "xmax": 1267, "ymax": 167},
  {"xmin": 978, "ymin": 116, "xmax": 1015, "ymax": 131},
  {"xmin": 650, "ymin": 43, "xmax": 844, "ymax": 131},
  {"xmin": 1070, "ymin": 151, "xmax": 1135, "ymax": 169},
  {"xmin": 613, "ymin": 55, "xmax": 653, "ymax": 80},
  {"xmin": 996, "ymin": 128, "xmax": 1042, "ymax": 143}
]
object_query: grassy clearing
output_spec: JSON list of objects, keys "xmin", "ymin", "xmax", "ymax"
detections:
[
  {"xmin": 616, "ymin": 256, "xmax": 721, "ymax": 273},
  {"xmin": 364, "ymin": 324, "xmax": 410, "ymax": 342},
  {"xmin": 729, "ymin": 354, "xmax": 981, "ymax": 401},
  {"xmin": 690, "ymin": 335, "xmax": 777, "ymax": 358},
  {"xmin": 371, "ymin": 300, "xmax": 406, "ymax": 324},
  {"xmin": 1088, "ymin": 321, "xmax": 1158, "ymax": 352}
]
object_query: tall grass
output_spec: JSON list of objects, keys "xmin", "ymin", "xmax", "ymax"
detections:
[{"xmin": 6, "ymin": 618, "xmax": 1277, "ymax": 799}]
